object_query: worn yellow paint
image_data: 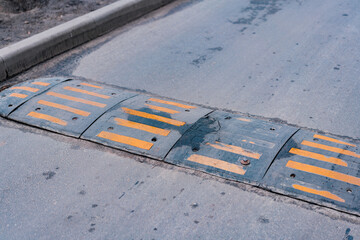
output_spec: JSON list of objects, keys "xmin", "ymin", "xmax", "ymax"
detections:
[
  {"xmin": 9, "ymin": 93, "xmax": 28, "ymax": 98},
  {"xmin": 38, "ymin": 100, "xmax": 90, "ymax": 117},
  {"xmin": 242, "ymin": 139, "xmax": 256, "ymax": 144},
  {"xmin": 145, "ymin": 103, "xmax": 180, "ymax": 114},
  {"xmin": 302, "ymin": 140, "xmax": 360, "ymax": 159},
  {"xmin": 31, "ymin": 81, "xmax": 50, "ymax": 86},
  {"xmin": 47, "ymin": 92, "xmax": 106, "ymax": 108},
  {"xmin": 11, "ymin": 86, "xmax": 39, "ymax": 92},
  {"xmin": 237, "ymin": 117, "xmax": 252, "ymax": 122},
  {"xmin": 80, "ymin": 82, "xmax": 103, "ymax": 89},
  {"xmin": 63, "ymin": 86, "xmax": 110, "ymax": 99},
  {"xmin": 148, "ymin": 98, "xmax": 196, "ymax": 109},
  {"xmin": 122, "ymin": 107, "xmax": 185, "ymax": 126},
  {"xmin": 27, "ymin": 111, "xmax": 67, "ymax": 126},
  {"xmin": 292, "ymin": 184, "xmax": 345, "ymax": 203},
  {"xmin": 114, "ymin": 118, "xmax": 170, "ymax": 136},
  {"xmin": 207, "ymin": 142, "xmax": 261, "ymax": 159},
  {"xmin": 289, "ymin": 148, "xmax": 347, "ymax": 167},
  {"xmin": 187, "ymin": 154, "xmax": 246, "ymax": 175},
  {"xmin": 313, "ymin": 134, "xmax": 356, "ymax": 147},
  {"xmin": 286, "ymin": 160, "xmax": 360, "ymax": 186},
  {"xmin": 97, "ymin": 131, "xmax": 153, "ymax": 150}
]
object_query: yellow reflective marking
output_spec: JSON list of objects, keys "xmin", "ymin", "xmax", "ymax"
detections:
[
  {"xmin": 38, "ymin": 100, "xmax": 90, "ymax": 117},
  {"xmin": 122, "ymin": 107, "xmax": 185, "ymax": 126},
  {"xmin": 286, "ymin": 160, "xmax": 360, "ymax": 186},
  {"xmin": 145, "ymin": 103, "xmax": 180, "ymax": 114},
  {"xmin": 289, "ymin": 148, "xmax": 348, "ymax": 167},
  {"xmin": 97, "ymin": 131, "xmax": 153, "ymax": 150},
  {"xmin": 9, "ymin": 93, "xmax": 27, "ymax": 98},
  {"xmin": 31, "ymin": 81, "xmax": 50, "ymax": 86},
  {"xmin": 207, "ymin": 142, "xmax": 261, "ymax": 159},
  {"xmin": 237, "ymin": 117, "xmax": 252, "ymax": 122},
  {"xmin": 302, "ymin": 140, "xmax": 360, "ymax": 159},
  {"xmin": 114, "ymin": 118, "xmax": 170, "ymax": 136},
  {"xmin": 11, "ymin": 86, "xmax": 39, "ymax": 92},
  {"xmin": 80, "ymin": 82, "xmax": 103, "ymax": 89},
  {"xmin": 187, "ymin": 154, "xmax": 246, "ymax": 175},
  {"xmin": 242, "ymin": 139, "xmax": 256, "ymax": 144},
  {"xmin": 313, "ymin": 134, "xmax": 356, "ymax": 147},
  {"xmin": 292, "ymin": 184, "xmax": 345, "ymax": 203},
  {"xmin": 47, "ymin": 92, "xmax": 106, "ymax": 108},
  {"xmin": 63, "ymin": 86, "xmax": 110, "ymax": 99},
  {"xmin": 27, "ymin": 111, "xmax": 67, "ymax": 126},
  {"xmin": 148, "ymin": 98, "xmax": 196, "ymax": 109}
]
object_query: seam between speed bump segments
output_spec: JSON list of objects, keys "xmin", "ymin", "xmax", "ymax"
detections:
[
  {"xmin": 1, "ymin": 77, "xmax": 359, "ymax": 216},
  {"xmin": 6, "ymin": 78, "xmax": 137, "ymax": 137}
]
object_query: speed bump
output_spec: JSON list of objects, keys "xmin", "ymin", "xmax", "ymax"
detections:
[
  {"xmin": 0, "ymin": 77, "xmax": 69, "ymax": 117},
  {"xmin": 1, "ymin": 77, "xmax": 359, "ymax": 215},
  {"xmin": 165, "ymin": 111, "xmax": 298, "ymax": 183},
  {"xmin": 81, "ymin": 95, "xmax": 212, "ymax": 159},
  {"xmin": 7, "ymin": 79, "xmax": 136, "ymax": 137},
  {"xmin": 262, "ymin": 130, "xmax": 360, "ymax": 214}
]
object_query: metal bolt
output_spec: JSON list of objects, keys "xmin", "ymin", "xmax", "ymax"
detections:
[{"xmin": 240, "ymin": 159, "xmax": 250, "ymax": 165}]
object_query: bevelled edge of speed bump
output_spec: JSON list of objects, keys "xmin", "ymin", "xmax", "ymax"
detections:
[
  {"xmin": 262, "ymin": 129, "xmax": 360, "ymax": 216},
  {"xmin": 7, "ymin": 79, "xmax": 137, "ymax": 137},
  {"xmin": 81, "ymin": 94, "xmax": 213, "ymax": 160},
  {"xmin": 0, "ymin": 77, "xmax": 70, "ymax": 117},
  {"xmin": 165, "ymin": 111, "xmax": 299, "ymax": 184}
]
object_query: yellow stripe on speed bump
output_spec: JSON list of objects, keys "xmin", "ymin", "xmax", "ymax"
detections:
[
  {"xmin": 207, "ymin": 142, "xmax": 262, "ymax": 159},
  {"xmin": 31, "ymin": 82, "xmax": 50, "ymax": 86},
  {"xmin": 289, "ymin": 148, "xmax": 348, "ymax": 167},
  {"xmin": 187, "ymin": 154, "xmax": 246, "ymax": 175},
  {"xmin": 286, "ymin": 160, "xmax": 360, "ymax": 186},
  {"xmin": 145, "ymin": 103, "xmax": 180, "ymax": 114},
  {"xmin": 148, "ymin": 98, "xmax": 196, "ymax": 109},
  {"xmin": 27, "ymin": 111, "xmax": 67, "ymax": 126},
  {"xmin": 9, "ymin": 93, "xmax": 28, "ymax": 98},
  {"xmin": 302, "ymin": 140, "xmax": 360, "ymax": 159},
  {"xmin": 11, "ymin": 86, "xmax": 39, "ymax": 92},
  {"xmin": 38, "ymin": 100, "xmax": 91, "ymax": 117},
  {"xmin": 313, "ymin": 134, "xmax": 356, "ymax": 147},
  {"xmin": 80, "ymin": 82, "xmax": 103, "ymax": 89},
  {"xmin": 114, "ymin": 118, "xmax": 171, "ymax": 136},
  {"xmin": 237, "ymin": 117, "xmax": 252, "ymax": 122},
  {"xmin": 122, "ymin": 107, "xmax": 185, "ymax": 126},
  {"xmin": 47, "ymin": 92, "xmax": 106, "ymax": 108},
  {"xmin": 292, "ymin": 184, "xmax": 345, "ymax": 203},
  {"xmin": 97, "ymin": 131, "xmax": 153, "ymax": 150},
  {"xmin": 63, "ymin": 86, "xmax": 110, "ymax": 99}
]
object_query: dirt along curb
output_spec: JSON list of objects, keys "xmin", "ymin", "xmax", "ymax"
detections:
[{"xmin": 0, "ymin": 0, "xmax": 176, "ymax": 82}]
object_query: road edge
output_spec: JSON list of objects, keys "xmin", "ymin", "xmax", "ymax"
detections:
[{"xmin": 0, "ymin": 0, "xmax": 175, "ymax": 82}]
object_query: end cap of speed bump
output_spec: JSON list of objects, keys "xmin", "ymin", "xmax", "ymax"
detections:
[
  {"xmin": 165, "ymin": 111, "xmax": 298, "ymax": 183},
  {"xmin": 0, "ymin": 77, "xmax": 69, "ymax": 117},
  {"xmin": 7, "ymin": 79, "xmax": 137, "ymax": 137},
  {"xmin": 263, "ymin": 130, "xmax": 360, "ymax": 215},
  {"xmin": 81, "ymin": 94, "xmax": 212, "ymax": 160}
]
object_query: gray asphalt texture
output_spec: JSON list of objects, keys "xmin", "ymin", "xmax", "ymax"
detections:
[
  {"xmin": 0, "ymin": 118, "xmax": 359, "ymax": 239},
  {"xmin": 33, "ymin": 0, "xmax": 360, "ymax": 139},
  {"xmin": 1, "ymin": 0, "xmax": 360, "ymax": 239}
]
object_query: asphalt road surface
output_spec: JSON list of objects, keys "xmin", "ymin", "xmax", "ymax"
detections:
[{"xmin": 1, "ymin": 0, "xmax": 360, "ymax": 239}]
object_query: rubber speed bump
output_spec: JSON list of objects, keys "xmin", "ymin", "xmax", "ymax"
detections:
[
  {"xmin": 7, "ymin": 80, "xmax": 136, "ymax": 137},
  {"xmin": 81, "ymin": 95, "xmax": 212, "ymax": 159},
  {"xmin": 262, "ymin": 130, "xmax": 360, "ymax": 214},
  {"xmin": 165, "ymin": 111, "xmax": 298, "ymax": 183},
  {"xmin": 0, "ymin": 77, "xmax": 69, "ymax": 117}
]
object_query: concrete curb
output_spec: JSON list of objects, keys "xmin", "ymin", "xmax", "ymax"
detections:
[{"xmin": 0, "ymin": 0, "xmax": 175, "ymax": 82}]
